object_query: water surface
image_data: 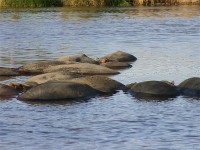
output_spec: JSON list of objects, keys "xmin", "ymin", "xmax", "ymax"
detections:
[{"xmin": 0, "ymin": 6, "xmax": 200, "ymax": 149}]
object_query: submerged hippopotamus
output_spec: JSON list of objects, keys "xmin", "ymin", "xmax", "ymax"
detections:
[
  {"xmin": 69, "ymin": 75, "xmax": 125, "ymax": 93},
  {"xmin": 178, "ymin": 77, "xmax": 200, "ymax": 97},
  {"xmin": 127, "ymin": 81, "xmax": 179, "ymax": 99},
  {"xmin": 18, "ymin": 60, "xmax": 73, "ymax": 75},
  {"xmin": 0, "ymin": 67, "xmax": 20, "ymax": 76},
  {"xmin": 18, "ymin": 81, "xmax": 101, "ymax": 101},
  {"xmin": 100, "ymin": 51, "xmax": 137, "ymax": 62},
  {"xmin": 0, "ymin": 83, "xmax": 18, "ymax": 99},
  {"xmin": 44, "ymin": 63, "xmax": 119, "ymax": 75},
  {"xmin": 56, "ymin": 53, "xmax": 99, "ymax": 64},
  {"xmin": 26, "ymin": 72, "xmax": 80, "ymax": 84}
]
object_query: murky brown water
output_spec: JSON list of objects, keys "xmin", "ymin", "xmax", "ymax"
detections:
[{"xmin": 0, "ymin": 6, "xmax": 200, "ymax": 149}]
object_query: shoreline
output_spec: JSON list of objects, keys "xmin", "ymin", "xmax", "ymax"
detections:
[{"xmin": 0, "ymin": 0, "xmax": 199, "ymax": 8}]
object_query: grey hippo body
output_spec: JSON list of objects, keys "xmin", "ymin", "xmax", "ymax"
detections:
[
  {"xmin": 69, "ymin": 75, "xmax": 125, "ymax": 93},
  {"xmin": 100, "ymin": 51, "xmax": 137, "ymax": 62},
  {"xmin": 178, "ymin": 77, "xmax": 200, "ymax": 97},
  {"xmin": 127, "ymin": 81, "xmax": 179, "ymax": 99},
  {"xmin": 18, "ymin": 81, "xmax": 101, "ymax": 101}
]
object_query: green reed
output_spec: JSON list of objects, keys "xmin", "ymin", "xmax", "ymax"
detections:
[{"xmin": 1, "ymin": 0, "xmax": 63, "ymax": 7}]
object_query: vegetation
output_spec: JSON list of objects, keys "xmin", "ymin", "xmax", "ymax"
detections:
[
  {"xmin": 0, "ymin": 0, "xmax": 131, "ymax": 7},
  {"xmin": 0, "ymin": 0, "xmax": 63, "ymax": 7},
  {"xmin": 63, "ymin": 0, "xmax": 130, "ymax": 7}
]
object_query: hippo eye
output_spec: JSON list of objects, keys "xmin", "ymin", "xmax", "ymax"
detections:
[{"xmin": 76, "ymin": 58, "xmax": 81, "ymax": 62}]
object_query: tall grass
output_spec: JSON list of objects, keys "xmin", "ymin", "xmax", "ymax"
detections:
[
  {"xmin": 1, "ymin": 0, "xmax": 63, "ymax": 7},
  {"xmin": 0, "ymin": 0, "xmax": 130, "ymax": 7}
]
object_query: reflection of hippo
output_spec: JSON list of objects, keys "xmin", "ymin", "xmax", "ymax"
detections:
[
  {"xmin": 44, "ymin": 63, "xmax": 119, "ymax": 75},
  {"xmin": 57, "ymin": 53, "xmax": 99, "ymax": 64},
  {"xmin": 18, "ymin": 81, "xmax": 101, "ymax": 101},
  {"xmin": 0, "ymin": 83, "xmax": 18, "ymax": 98},
  {"xmin": 127, "ymin": 81, "xmax": 179, "ymax": 98},
  {"xmin": 26, "ymin": 72, "xmax": 80, "ymax": 84},
  {"xmin": 101, "ymin": 61, "xmax": 132, "ymax": 69},
  {"xmin": 0, "ymin": 67, "xmax": 19, "ymax": 76},
  {"xmin": 18, "ymin": 60, "xmax": 71, "ymax": 74},
  {"xmin": 69, "ymin": 75, "xmax": 125, "ymax": 93},
  {"xmin": 101, "ymin": 51, "xmax": 137, "ymax": 62},
  {"xmin": 178, "ymin": 77, "xmax": 200, "ymax": 97}
]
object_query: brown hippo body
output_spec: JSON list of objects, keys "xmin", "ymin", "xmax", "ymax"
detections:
[
  {"xmin": 44, "ymin": 63, "xmax": 119, "ymax": 75},
  {"xmin": 18, "ymin": 60, "xmax": 73, "ymax": 75},
  {"xmin": 0, "ymin": 67, "xmax": 19, "ymax": 76},
  {"xmin": 57, "ymin": 53, "xmax": 99, "ymax": 64},
  {"xmin": 101, "ymin": 61, "xmax": 132, "ymax": 69},
  {"xmin": 26, "ymin": 72, "xmax": 80, "ymax": 84},
  {"xmin": 0, "ymin": 83, "xmax": 18, "ymax": 98}
]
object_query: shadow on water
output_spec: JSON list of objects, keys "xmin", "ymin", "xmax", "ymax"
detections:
[
  {"xmin": 18, "ymin": 97, "xmax": 91, "ymax": 106},
  {"xmin": 127, "ymin": 92, "xmax": 177, "ymax": 102},
  {"xmin": 18, "ymin": 90, "xmax": 121, "ymax": 105}
]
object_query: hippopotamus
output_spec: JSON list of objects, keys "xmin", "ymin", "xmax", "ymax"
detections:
[
  {"xmin": 0, "ymin": 83, "xmax": 19, "ymax": 99},
  {"xmin": 69, "ymin": 75, "xmax": 125, "ymax": 93},
  {"xmin": 100, "ymin": 61, "xmax": 132, "ymax": 69},
  {"xmin": 56, "ymin": 53, "xmax": 99, "ymax": 64},
  {"xmin": 178, "ymin": 77, "xmax": 200, "ymax": 97},
  {"xmin": 18, "ymin": 81, "xmax": 101, "ymax": 101},
  {"xmin": 26, "ymin": 72, "xmax": 80, "ymax": 84},
  {"xmin": 18, "ymin": 60, "xmax": 74, "ymax": 75},
  {"xmin": 100, "ymin": 51, "xmax": 137, "ymax": 62},
  {"xmin": 44, "ymin": 63, "xmax": 119, "ymax": 75},
  {"xmin": 0, "ymin": 67, "xmax": 20, "ymax": 76},
  {"xmin": 127, "ymin": 81, "xmax": 179, "ymax": 99}
]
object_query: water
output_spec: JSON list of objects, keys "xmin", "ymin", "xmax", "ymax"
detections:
[{"xmin": 0, "ymin": 6, "xmax": 200, "ymax": 149}]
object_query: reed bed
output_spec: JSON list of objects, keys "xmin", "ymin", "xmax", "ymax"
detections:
[
  {"xmin": 62, "ymin": 0, "xmax": 130, "ymax": 7},
  {"xmin": 0, "ymin": 0, "xmax": 63, "ymax": 7},
  {"xmin": 0, "ymin": 0, "xmax": 130, "ymax": 7}
]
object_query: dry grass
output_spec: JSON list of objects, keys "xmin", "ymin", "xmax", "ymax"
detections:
[{"xmin": 62, "ymin": 0, "xmax": 130, "ymax": 7}]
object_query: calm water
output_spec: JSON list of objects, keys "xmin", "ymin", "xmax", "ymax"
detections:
[{"xmin": 0, "ymin": 6, "xmax": 200, "ymax": 150}]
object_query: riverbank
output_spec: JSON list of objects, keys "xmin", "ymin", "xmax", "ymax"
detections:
[{"xmin": 0, "ymin": 0, "xmax": 199, "ymax": 7}]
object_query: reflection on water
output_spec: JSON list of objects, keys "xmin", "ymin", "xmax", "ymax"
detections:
[{"xmin": 0, "ymin": 6, "xmax": 200, "ymax": 150}]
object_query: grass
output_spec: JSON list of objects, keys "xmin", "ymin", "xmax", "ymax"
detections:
[{"xmin": 0, "ymin": 0, "xmax": 131, "ymax": 7}]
